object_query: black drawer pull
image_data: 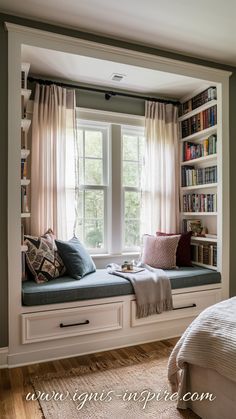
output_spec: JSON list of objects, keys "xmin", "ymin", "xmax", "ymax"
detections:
[
  {"xmin": 60, "ymin": 320, "xmax": 90, "ymax": 328},
  {"xmin": 173, "ymin": 303, "xmax": 196, "ymax": 311}
]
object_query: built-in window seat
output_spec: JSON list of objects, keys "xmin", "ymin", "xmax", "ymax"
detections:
[{"xmin": 22, "ymin": 267, "xmax": 221, "ymax": 306}]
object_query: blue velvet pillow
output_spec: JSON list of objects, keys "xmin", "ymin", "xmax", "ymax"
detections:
[{"xmin": 55, "ymin": 237, "xmax": 96, "ymax": 280}]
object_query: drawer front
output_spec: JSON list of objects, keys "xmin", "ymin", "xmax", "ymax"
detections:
[
  {"xmin": 131, "ymin": 289, "xmax": 221, "ymax": 327},
  {"xmin": 22, "ymin": 302, "xmax": 123, "ymax": 344}
]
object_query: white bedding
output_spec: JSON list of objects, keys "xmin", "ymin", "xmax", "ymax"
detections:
[{"xmin": 168, "ymin": 297, "xmax": 236, "ymax": 408}]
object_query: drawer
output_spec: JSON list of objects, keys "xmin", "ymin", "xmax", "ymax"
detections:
[
  {"xmin": 22, "ymin": 302, "xmax": 123, "ymax": 344},
  {"xmin": 131, "ymin": 289, "xmax": 221, "ymax": 327}
]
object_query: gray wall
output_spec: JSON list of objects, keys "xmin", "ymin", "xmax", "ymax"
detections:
[{"xmin": 0, "ymin": 12, "xmax": 235, "ymax": 347}]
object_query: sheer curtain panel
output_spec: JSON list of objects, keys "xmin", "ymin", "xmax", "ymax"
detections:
[
  {"xmin": 141, "ymin": 101, "xmax": 179, "ymax": 235},
  {"xmin": 31, "ymin": 84, "xmax": 76, "ymax": 239}
]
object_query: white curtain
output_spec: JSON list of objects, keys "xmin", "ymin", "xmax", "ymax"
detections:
[
  {"xmin": 141, "ymin": 101, "xmax": 179, "ymax": 234},
  {"xmin": 31, "ymin": 84, "xmax": 76, "ymax": 239}
]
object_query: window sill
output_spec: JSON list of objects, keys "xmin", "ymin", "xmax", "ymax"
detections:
[{"xmin": 91, "ymin": 252, "xmax": 140, "ymax": 260}]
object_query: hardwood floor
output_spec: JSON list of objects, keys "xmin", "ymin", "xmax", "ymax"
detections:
[{"xmin": 0, "ymin": 338, "xmax": 179, "ymax": 419}]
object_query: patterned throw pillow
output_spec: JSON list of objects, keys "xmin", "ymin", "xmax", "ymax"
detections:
[
  {"xmin": 141, "ymin": 234, "xmax": 180, "ymax": 269},
  {"xmin": 24, "ymin": 235, "xmax": 66, "ymax": 283},
  {"xmin": 156, "ymin": 231, "xmax": 192, "ymax": 267}
]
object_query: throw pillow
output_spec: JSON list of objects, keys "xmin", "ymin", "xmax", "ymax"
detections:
[
  {"xmin": 41, "ymin": 228, "xmax": 57, "ymax": 250},
  {"xmin": 141, "ymin": 234, "xmax": 180, "ymax": 269},
  {"xmin": 24, "ymin": 235, "xmax": 66, "ymax": 283},
  {"xmin": 156, "ymin": 231, "xmax": 192, "ymax": 267},
  {"xmin": 55, "ymin": 236, "xmax": 96, "ymax": 280}
]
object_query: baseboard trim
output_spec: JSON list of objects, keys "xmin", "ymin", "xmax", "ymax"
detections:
[{"xmin": 0, "ymin": 347, "xmax": 8, "ymax": 368}]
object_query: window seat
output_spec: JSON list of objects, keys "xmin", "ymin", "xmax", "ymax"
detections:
[{"xmin": 22, "ymin": 267, "xmax": 221, "ymax": 306}]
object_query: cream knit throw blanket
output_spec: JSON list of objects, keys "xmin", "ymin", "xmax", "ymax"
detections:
[
  {"xmin": 107, "ymin": 263, "xmax": 173, "ymax": 318},
  {"xmin": 168, "ymin": 297, "xmax": 236, "ymax": 408}
]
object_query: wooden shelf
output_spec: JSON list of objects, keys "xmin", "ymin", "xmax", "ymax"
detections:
[
  {"xmin": 178, "ymin": 100, "xmax": 217, "ymax": 122},
  {"xmin": 181, "ymin": 183, "xmax": 217, "ymax": 191},
  {"xmin": 21, "ymin": 244, "xmax": 28, "ymax": 252},
  {"xmin": 181, "ymin": 212, "xmax": 217, "ymax": 216},
  {"xmin": 21, "ymin": 213, "xmax": 31, "ymax": 218},
  {"xmin": 192, "ymin": 261, "xmax": 217, "ymax": 271},
  {"xmin": 21, "ymin": 89, "xmax": 31, "ymax": 107},
  {"xmin": 181, "ymin": 154, "xmax": 217, "ymax": 166},
  {"xmin": 21, "ymin": 149, "xmax": 30, "ymax": 159},
  {"xmin": 21, "ymin": 118, "xmax": 31, "ymax": 133},
  {"xmin": 191, "ymin": 236, "xmax": 217, "ymax": 243},
  {"xmin": 180, "ymin": 125, "xmax": 217, "ymax": 142},
  {"xmin": 21, "ymin": 179, "xmax": 30, "ymax": 186}
]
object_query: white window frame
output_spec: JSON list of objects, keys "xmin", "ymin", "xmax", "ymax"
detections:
[
  {"xmin": 121, "ymin": 125, "xmax": 145, "ymax": 252},
  {"xmin": 75, "ymin": 118, "xmax": 110, "ymax": 254},
  {"xmin": 76, "ymin": 108, "xmax": 145, "ymax": 256}
]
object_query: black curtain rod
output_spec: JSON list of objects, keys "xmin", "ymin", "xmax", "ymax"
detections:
[{"xmin": 28, "ymin": 76, "xmax": 179, "ymax": 105}]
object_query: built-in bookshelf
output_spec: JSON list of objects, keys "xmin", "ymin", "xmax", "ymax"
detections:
[
  {"xmin": 179, "ymin": 86, "xmax": 219, "ymax": 270},
  {"xmin": 21, "ymin": 63, "xmax": 31, "ymax": 252}
]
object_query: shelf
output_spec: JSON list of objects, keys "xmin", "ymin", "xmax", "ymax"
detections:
[
  {"xmin": 21, "ymin": 213, "xmax": 31, "ymax": 218},
  {"xmin": 21, "ymin": 244, "xmax": 28, "ymax": 252},
  {"xmin": 21, "ymin": 89, "xmax": 31, "ymax": 107},
  {"xmin": 21, "ymin": 179, "xmax": 30, "ymax": 186},
  {"xmin": 181, "ymin": 212, "xmax": 217, "ymax": 216},
  {"xmin": 21, "ymin": 118, "xmax": 31, "ymax": 133},
  {"xmin": 180, "ymin": 125, "xmax": 217, "ymax": 142},
  {"xmin": 181, "ymin": 154, "xmax": 217, "ymax": 166},
  {"xmin": 21, "ymin": 149, "xmax": 30, "ymax": 159},
  {"xmin": 178, "ymin": 100, "xmax": 217, "ymax": 122},
  {"xmin": 191, "ymin": 236, "xmax": 217, "ymax": 243},
  {"xmin": 181, "ymin": 183, "xmax": 217, "ymax": 191},
  {"xmin": 192, "ymin": 261, "xmax": 217, "ymax": 271}
]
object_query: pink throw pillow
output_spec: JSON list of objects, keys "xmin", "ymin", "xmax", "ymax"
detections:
[
  {"xmin": 142, "ymin": 234, "xmax": 180, "ymax": 269},
  {"xmin": 156, "ymin": 231, "xmax": 192, "ymax": 267}
]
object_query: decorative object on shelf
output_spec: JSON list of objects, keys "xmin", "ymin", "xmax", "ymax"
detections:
[{"xmin": 182, "ymin": 219, "xmax": 203, "ymax": 235}]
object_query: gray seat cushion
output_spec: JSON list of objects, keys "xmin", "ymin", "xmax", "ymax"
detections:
[{"xmin": 22, "ymin": 267, "xmax": 221, "ymax": 306}]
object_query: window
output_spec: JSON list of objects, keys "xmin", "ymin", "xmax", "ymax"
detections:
[
  {"xmin": 67, "ymin": 112, "xmax": 145, "ymax": 255},
  {"xmin": 74, "ymin": 122, "xmax": 109, "ymax": 253},
  {"xmin": 122, "ymin": 127, "xmax": 145, "ymax": 250}
]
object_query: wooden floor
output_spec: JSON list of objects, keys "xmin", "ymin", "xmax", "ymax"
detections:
[{"xmin": 0, "ymin": 338, "xmax": 178, "ymax": 419}]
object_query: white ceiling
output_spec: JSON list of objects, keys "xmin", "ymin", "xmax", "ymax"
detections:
[
  {"xmin": 1, "ymin": 0, "xmax": 236, "ymax": 66},
  {"xmin": 21, "ymin": 45, "xmax": 210, "ymax": 99}
]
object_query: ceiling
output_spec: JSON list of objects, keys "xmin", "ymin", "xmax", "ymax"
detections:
[
  {"xmin": 1, "ymin": 0, "xmax": 236, "ymax": 67},
  {"xmin": 22, "ymin": 45, "xmax": 210, "ymax": 99}
]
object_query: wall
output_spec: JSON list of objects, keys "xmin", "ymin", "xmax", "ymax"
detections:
[{"xmin": 0, "ymin": 12, "xmax": 236, "ymax": 347}]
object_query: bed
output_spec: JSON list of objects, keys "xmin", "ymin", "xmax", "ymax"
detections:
[{"xmin": 168, "ymin": 297, "xmax": 236, "ymax": 419}]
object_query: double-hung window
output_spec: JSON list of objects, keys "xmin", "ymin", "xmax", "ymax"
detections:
[
  {"xmin": 122, "ymin": 127, "xmax": 145, "ymax": 251},
  {"xmin": 75, "ymin": 121, "xmax": 109, "ymax": 253},
  {"xmin": 68, "ymin": 111, "xmax": 145, "ymax": 255}
]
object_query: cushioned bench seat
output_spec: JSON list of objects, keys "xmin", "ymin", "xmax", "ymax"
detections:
[{"xmin": 22, "ymin": 267, "xmax": 221, "ymax": 306}]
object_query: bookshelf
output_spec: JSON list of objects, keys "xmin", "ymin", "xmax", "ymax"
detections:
[
  {"xmin": 179, "ymin": 86, "xmax": 219, "ymax": 270},
  {"xmin": 21, "ymin": 62, "xmax": 31, "ymax": 253}
]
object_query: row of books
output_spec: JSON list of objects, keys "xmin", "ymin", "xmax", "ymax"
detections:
[
  {"xmin": 21, "ymin": 128, "xmax": 27, "ymax": 149},
  {"xmin": 179, "ymin": 87, "xmax": 217, "ymax": 116},
  {"xmin": 191, "ymin": 243, "xmax": 217, "ymax": 267},
  {"xmin": 21, "ymin": 186, "xmax": 29, "ymax": 213},
  {"xmin": 21, "ymin": 159, "xmax": 28, "ymax": 179},
  {"xmin": 182, "ymin": 134, "xmax": 217, "ymax": 161},
  {"xmin": 181, "ymin": 165, "xmax": 217, "ymax": 187},
  {"xmin": 21, "ymin": 70, "xmax": 27, "ymax": 89},
  {"xmin": 181, "ymin": 105, "xmax": 217, "ymax": 138},
  {"xmin": 183, "ymin": 193, "xmax": 217, "ymax": 213}
]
